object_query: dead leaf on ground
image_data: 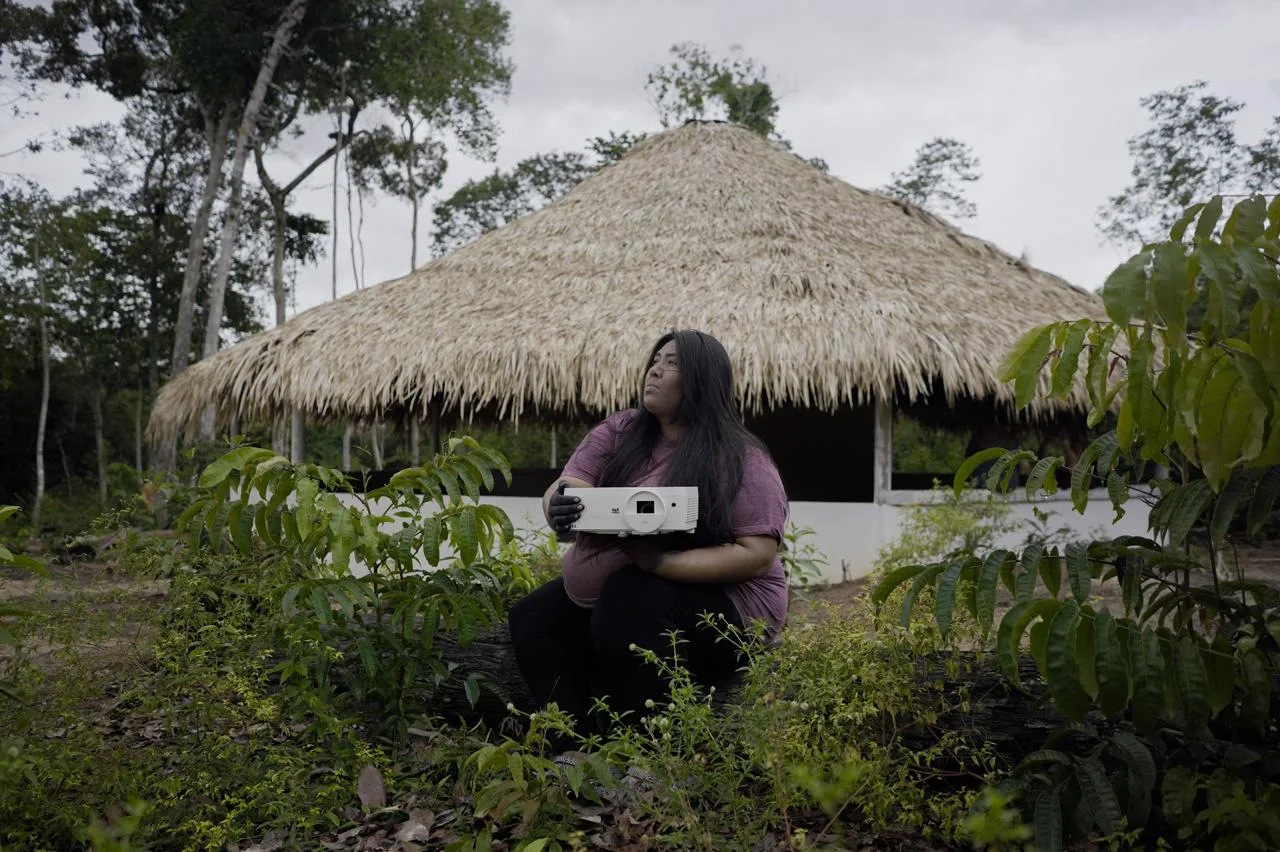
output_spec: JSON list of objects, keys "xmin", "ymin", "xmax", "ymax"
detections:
[{"xmin": 357, "ymin": 764, "xmax": 386, "ymax": 809}]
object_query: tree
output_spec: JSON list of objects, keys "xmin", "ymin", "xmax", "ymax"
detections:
[
  {"xmin": 882, "ymin": 137, "xmax": 982, "ymax": 220},
  {"xmin": 1098, "ymin": 80, "xmax": 1280, "ymax": 247},
  {"xmin": 347, "ymin": 0, "xmax": 513, "ymax": 270},
  {"xmin": 646, "ymin": 42, "xmax": 781, "ymax": 138},
  {"xmin": 877, "ymin": 193, "xmax": 1280, "ymax": 850}
]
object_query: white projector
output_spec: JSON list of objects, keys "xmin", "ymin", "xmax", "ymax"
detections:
[{"xmin": 565, "ymin": 486, "xmax": 699, "ymax": 536}]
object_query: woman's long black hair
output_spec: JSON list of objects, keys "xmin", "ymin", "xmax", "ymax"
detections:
[{"xmin": 597, "ymin": 330, "xmax": 764, "ymax": 548}]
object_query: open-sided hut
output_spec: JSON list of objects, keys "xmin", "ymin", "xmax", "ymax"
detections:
[{"xmin": 149, "ymin": 121, "xmax": 1146, "ymax": 579}]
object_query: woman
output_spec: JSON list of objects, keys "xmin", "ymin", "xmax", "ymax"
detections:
[{"xmin": 507, "ymin": 330, "xmax": 790, "ymax": 741}]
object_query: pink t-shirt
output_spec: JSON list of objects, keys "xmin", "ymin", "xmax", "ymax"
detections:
[{"xmin": 559, "ymin": 410, "xmax": 790, "ymax": 641}]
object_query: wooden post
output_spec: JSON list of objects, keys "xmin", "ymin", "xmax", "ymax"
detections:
[
  {"xmin": 550, "ymin": 426, "xmax": 558, "ymax": 469},
  {"xmin": 290, "ymin": 408, "xmax": 305, "ymax": 464},
  {"xmin": 873, "ymin": 395, "xmax": 893, "ymax": 502},
  {"xmin": 410, "ymin": 418, "xmax": 421, "ymax": 466},
  {"xmin": 429, "ymin": 400, "xmax": 442, "ymax": 455}
]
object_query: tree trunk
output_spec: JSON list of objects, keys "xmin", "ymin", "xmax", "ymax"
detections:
[
  {"xmin": 135, "ymin": 377, "xmax": 144, "ymax": 474},
  {"xmin": 273, "ymin": 415, "xmax": 288, "ymax": 457},
  {"xmin": 290, "ymin": 409, "xmax": 305, "ymax": 464},
  {"xmin": 146, "ymin": 276, "xmax": 161, "ymax": 399},
  {"xmin": 198, "ymin": 0, "xmax": 312, "ymax": 440},
  {"xmin": 170, "ymin": 104, "xmax": 234, "ymax": 382},
  {"xmin": 407, "ymin": 118, "xmax": 418, "ymax": 270},
  {"xmin": 342, "ymin": 424, "xmax": 352, "ymax": 470},
  {"xmin": 32, "ymin": 254, "xmax": 50, "ymax": 530},
  {"xmin": 371, "ymin": 422, "xmax": 383, "ymax": 470},
  {"xmin": 269, "ymin": 191, "xmax": 288, "ymax": 326},
  {"xmin": 91, "ymin": 380, "xmax": 108, "ymax": 505}
]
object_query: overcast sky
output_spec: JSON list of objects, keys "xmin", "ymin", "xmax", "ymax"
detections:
[{"xmin": 4, "ymin": 0, "xmax": 1280, "ymax": 322}]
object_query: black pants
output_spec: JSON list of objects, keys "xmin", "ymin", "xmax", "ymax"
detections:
[{"xmin": 507, "ymin": 566, "xmax": 745, "ymax": 739}]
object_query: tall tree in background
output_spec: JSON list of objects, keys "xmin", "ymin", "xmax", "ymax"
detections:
[
  {"xmin": 348, "ymin": 0, "xmax": 512, "ymax": 270},
  {"xmin": 1098, "ymin": 80, "xmax": 1280, "ymax": 248},
  {"xmin": 882, "ymin": 137, "xmax": 982, "ymax": 220},
  {"xmin": 646, "ymin": 42, "xmax": 780, "ymax": 138}
]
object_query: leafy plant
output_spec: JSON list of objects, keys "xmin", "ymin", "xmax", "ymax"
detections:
[
  {"xmin": 179, "ymin": 436, "xmax": 525, "ymax": 739},
  {"xmin": 781, "ymin": 522, "xmax": 828, "ymax": 588},
  {"xmin": 874, "ymin": 193, "xmax": 1280, "ymax": 850}
]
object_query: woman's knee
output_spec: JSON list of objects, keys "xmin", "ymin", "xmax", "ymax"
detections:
[
  {"xmin": 591, "ymin": 568, "xmax": 674, "ymax": 654},
  {"xmin": 507, "ymin": 578, "xmax": 569, "ymax": 646}
]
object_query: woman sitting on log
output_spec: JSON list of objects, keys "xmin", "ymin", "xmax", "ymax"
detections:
[{"xmin": 507, "ymin": 329, "xmax": 790, "ymax": 746}]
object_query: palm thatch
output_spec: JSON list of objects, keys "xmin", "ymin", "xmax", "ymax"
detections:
[{"xmin": 149, "ymin": 120, "xmax": 1105, "ymax": 445}]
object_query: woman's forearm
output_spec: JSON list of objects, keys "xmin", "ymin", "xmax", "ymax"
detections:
[{"xmin": 653, "ymin": 540, "xmax": 774, "ymax": 584}]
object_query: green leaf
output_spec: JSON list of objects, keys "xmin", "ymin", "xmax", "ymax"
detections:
[
  {"xmin": 198, "ymin": 447, "xmax": 277, "ymax": 489},
  {"xmin": 1039, "ymin": 550, "xmax": 1062, "ymax": 599},
  {"xmin": 900, "ymin": 563, "xmax": 947, "ymax": 627},
  {"xmin": 1152, "ymin": 242, "xmax": 1191, "ymax": 341},
  {"xmin": 0, "ymin": 506, "xmax": 20, "ymax": 525},
  {"xmin": 449, "ymin": 458, "xmax": 481, "ymax": 502},
  {"xmin": 1198, "ymin": 241, "xmax": 1243, "ymax": 338},
  {"xmin": 998, "ymin": 324, "xmax": 1053, "ymax": 383},
  {"xmin": 1026, "ymin": 456, "xmax": 1064, "ymax": 499},
  {"xmin": 1211, "ymin": 468, "xmax": 1259, "ymax": 548},
  {"xmin": 465, "ymin": 673, "xmax": 482, "ymax": 708},
  {"xmin": 423, "ymin": 517, "xmax": 442, "ymax": 566},
  {"xmin": 1120, "ymin": 555, "xmax": 1143, "ymax": 617},
  {"xmin": 1170, "ymin": 203, "xmax": 1206, "ymax": 242},
  {"xmin": 1065, "ymin": 542, "xmax": 1091, "ymax": 604},
  {"xmin": 455, "ymin": 506, "xmax": 479, "ymax": 565},
  {"xmin": 310, "ymin": 585, "xmax": 331, "ymax": 626},
  {"xmin": 1070, "ymin": 439, "xmax": 1105, "ymax": 513},
  {"xmin": 1051, "ymin": 320, "xmax": 1092, "ymax": 398},
  {"xmin": 1161, "ymin": 766, "xmax": 1199, "ymax": 831},
  {"xmin": 1225, "ymin": 195, "xmax": 1267, "ymax": 245},
  {"xmin": 1074, "ymin": 606, "xmax": 1098, "ymax": 699},
  {"xmin": 457, "ymin": 454, "xmax": 495, "ymax": 494},
  {"xmin": 1045, "ymin": 599, "xmax": 1090, "ymax": 721},
  {"xmin": 1101, "ymin": 252, "xmax": 1150, "ymax": 326},
  {"xmin": 1014, "ymin": 326, "xmax": 1055, "ymax": 409},
  {"xmin": 1109, "ymin": 731, "xmax": 1155, "ymax": 829},
  {"xmin": 1164, "ymin": 478, "xmax": 1214, "ymax": 549},
  {"xmin": 1093, "ymin": 611, "xmax": 1128, "ymax": 717},
  {"xmin": 1240, "ymin": 649, "xmax": 1272, "ymax": 736},
  {"xmin": 975, "ymin": 550, "xmax": 1012, "ymax": 636},
  {"xmin": 1130, "ymin": 628, "xmax": 1165, "ymax": 732},
  {"xmin": 1174, "ymin": 633, "xmax": 1211, "ymax": 734},
  {"xmin": 295, "ymin": 476, "xmax": 318, "ymax": 540},
  {"xmin": 1195, "ymin": 196, "xmax": 1225, "ymax": 241},
  {"xmin": 986, "ymin": 450, "xmax": 1038, "ymax": 494},
  {"xmin": 954, "ymin": 448, "xmax": 1011, "ymax": 497},
  {"xmin": 997, "ymin": 599, "xmax": 1060, "ymax": 689},
  {"xmin": 1203, "ymin": 632, "xmax": 1235, "ymax": 717},
  {"xmin": 1029, "ymin": 618, "xmax": 1051, "ymax": 679},
  {"xmin": 1237, "ymin": 242, "xmax": 1280, "ymax": 304},
  {"xmin": 227, "ymin": 502, "xmax": 252, "ymax": 557},
  {"xmin": 476, "ymin": 504, "xmax": 516, "ymax": 544},
  {"xmin": 1107, "ymin": 472, "xmax": 1129, "ymax": 522},
  {"xmin": 1248, "ymin": 466, "xmax": 1280, "ymax": 537},
  {"xmin": 871, "ymin": 564, "xmax": 928, "ymax": 610},
  {"xmin": 1034, "ymin": 789, "xmax": 1064, "ymax": 852},
  {"xmin": 1076, "ymin": 756, "xmax": 1124, "ymax": 836},
  {"xmin": 934, "ymin": 560, "xmax": 966, "ymax": 638},
  {"xmin": 1267, "ymin": 195, "xmax": 1280, "ymax": 239}
]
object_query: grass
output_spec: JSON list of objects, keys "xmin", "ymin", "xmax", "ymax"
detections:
[{"xmin": 0, "ymin": 537, "xmax": 1028, "ymax": 852}]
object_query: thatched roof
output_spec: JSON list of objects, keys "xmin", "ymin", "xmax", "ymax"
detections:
[{"xmin": 150, "ymin": 120, "xmax": 1105, "ymax": 444}]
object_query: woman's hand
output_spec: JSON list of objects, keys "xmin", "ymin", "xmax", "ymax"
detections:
[
  {"xmin": 547, "ymin": 481, "xmax": 583, "ymax": 542},
  {"xmin": 617, "ymin": 535, "xmax": 665, "ymax": 573}
]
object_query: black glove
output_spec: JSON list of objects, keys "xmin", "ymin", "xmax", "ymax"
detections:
[{"xmin": 547, "ymin": 481, "xmax": 583, "ymax": 541}]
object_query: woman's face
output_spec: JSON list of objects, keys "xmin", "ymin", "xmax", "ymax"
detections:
[{"xmin": 642, "ymin": 339, "xmax": 684, "ymax": 419}]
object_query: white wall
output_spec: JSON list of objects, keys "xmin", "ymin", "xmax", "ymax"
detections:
[{"xmin": 330, "ymin": 490, "xmax": 1152, "ymax": 586}]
